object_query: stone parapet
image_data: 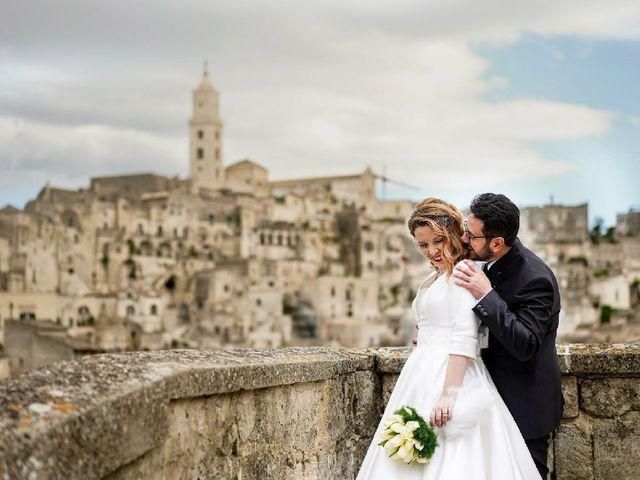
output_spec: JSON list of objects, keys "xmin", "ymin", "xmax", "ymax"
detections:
[{"xmin": 0, "ymin": 345, "xmax": 638, "ymax": 479}]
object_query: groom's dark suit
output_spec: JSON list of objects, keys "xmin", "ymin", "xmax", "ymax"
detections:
[{"xmin": 472, "ymin": 240, "xmax": 564, "ymax": 444}]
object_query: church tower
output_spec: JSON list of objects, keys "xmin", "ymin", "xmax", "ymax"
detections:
[{"xmin": 189, "ymin": 65, "xmax": 224, "ymax": 192}]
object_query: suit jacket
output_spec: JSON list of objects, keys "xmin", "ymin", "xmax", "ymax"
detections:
[{"xmin": 473, "ymin": 239, "xmax": 564, "ymax": 439}]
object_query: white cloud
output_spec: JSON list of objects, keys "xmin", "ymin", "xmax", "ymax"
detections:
[
  {"xmin": 0, "ymin": 0, "xmax": 636, "ymax": 207},
  {"xmin": 0, "ymin": 116, "xmax": 186, "ymax": 179}
]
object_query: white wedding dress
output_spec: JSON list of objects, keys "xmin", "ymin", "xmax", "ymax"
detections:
[{"xmin": 356, "ymin": 270, "xmax": 540, "ymax": 480}]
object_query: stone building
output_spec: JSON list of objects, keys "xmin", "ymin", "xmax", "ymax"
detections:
[
  {"xmin": 270, "ymin": 167, "xmax": 378, "ymax": 216},
  {"xmin": 519, "ymin": 202, "xmax": 589, "ymax": 247},
  {"xmin": 303, "ymin": 276, "xmax": 389, "ymax": 347},
  {"xmin": 2, "ymin": 318, "xmax": 111, "ymax": 377},
  {"xmin": 616, "ymin": 207, "xmax": 640, "ymax": 237},
  {"xmin": 225, "ymin": 159, "xmax": 270, "ymax": 198},
  {"xmin": 189, "ymin": 68, "xmax": 225, "ymax": 193},
  {"xmin": 0, "ymin": 68, "xmax": 430, "ymax": 376},
  {"xmin": 518, "ymin": 202, "xmax": 640, "ymax": 342}
]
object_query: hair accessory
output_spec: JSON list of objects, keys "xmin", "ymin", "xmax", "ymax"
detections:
[{"xmin": 424, "ymin": 215, "xmax": 452, "ymax": 226}]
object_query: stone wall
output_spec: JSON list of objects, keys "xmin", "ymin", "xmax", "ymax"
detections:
[{"xmin": 0, "ymin": 345, "xmax": 639, "ymax": 479}]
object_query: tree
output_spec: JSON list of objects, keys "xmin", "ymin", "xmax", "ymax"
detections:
[
  {"xmin": 603, "ymin": 226, "xmax": 617, "ymax": 244},
  {"xmin": 590, "ymin": 217, "xmax": 604, "ymax": 245},
  {"xmin": 600, "ymin": 305, "xmax": 612, "ymax": 324}
]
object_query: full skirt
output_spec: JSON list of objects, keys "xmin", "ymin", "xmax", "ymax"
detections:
[{"xmin": 356, "ymin": 344, "xmax": 541, "ymax": 480}]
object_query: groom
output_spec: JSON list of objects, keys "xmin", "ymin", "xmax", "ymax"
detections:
[{"xmin": 452, "ymin": 193, "xmax": 564, "ymax": 479}]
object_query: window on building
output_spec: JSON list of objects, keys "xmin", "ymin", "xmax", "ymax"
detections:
[
  {"xmin": 150, "ymin": 304, "xmax": 158, "ymax": 315},
  {"xmin": 331, "ymin": 287, "xmax": 336, "ymax": 298},
  {"xmin": 215, "ymin": 130, "xmax": 220, "ymax": 140},
  {"xmin": 215, "ymin": 148, "xmax": 220, "ymax": 160},
  {"xmin": 126, "ymin": 305, "xmax": 135, "ymax": 316},
  {"xmin": 197, "ymin": 148, "xmax": 204, "ymax": 159},
  {"xmin": 198, "ymin": 130, "xmax": 203, "ymax": 139},
  {"xmin": 179, "ymin": 303, "xmax": 189, "ymax": 322},
  {"xmin": 208, "ymin": 213, "xmax": 215, "ymax": 225},
  {"xmin": 256, "ymin": 298, "xmax": 262, "ymax": 306}
]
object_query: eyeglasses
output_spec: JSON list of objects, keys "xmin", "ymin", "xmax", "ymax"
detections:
[{"xmin": 463, "ymin": 220, "xmax": 489, "ymax": 241}]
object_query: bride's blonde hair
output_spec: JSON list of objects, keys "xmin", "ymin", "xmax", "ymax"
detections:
[{"xmin": 408, "ymin": 198, "xmax": 465, "ymax": 275}]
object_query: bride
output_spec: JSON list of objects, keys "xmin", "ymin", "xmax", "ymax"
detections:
[{"xmin": 356, "ymin": 198, "xmax": 540, "ymax": 479}]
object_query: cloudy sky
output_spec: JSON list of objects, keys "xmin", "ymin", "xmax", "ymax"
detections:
[{"xmin": 1, "ymin": 1, "xmax": 639, "ymax": 225}]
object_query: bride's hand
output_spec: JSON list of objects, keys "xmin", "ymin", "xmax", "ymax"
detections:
[{"xmin": 430, "ymin": 393, "xmax": 455, "ymax": 428}]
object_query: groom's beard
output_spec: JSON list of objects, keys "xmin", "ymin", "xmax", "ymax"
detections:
[{"xmin": 464, "ymin": 242, "xmax": 492, "ymax": 261}]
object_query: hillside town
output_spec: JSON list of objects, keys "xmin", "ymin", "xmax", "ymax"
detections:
[{"xmin": 0, "ymin": 70, "xmax": 638, "ymax": 378}]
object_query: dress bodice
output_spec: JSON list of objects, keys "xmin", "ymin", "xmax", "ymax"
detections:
[{"xmin": 411, "ymin": 268, "xmax": 480, "ymax": 358}]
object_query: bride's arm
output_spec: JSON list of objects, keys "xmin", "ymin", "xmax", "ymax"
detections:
[
  {"xmin": 429, "ymin": 275, "xmax": 480, "ymax": 428},
  {"xmin": 430, "ymin": 354, "xmax": 469, "ymax": 427}
]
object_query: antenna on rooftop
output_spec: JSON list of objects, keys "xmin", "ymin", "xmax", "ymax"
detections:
[{"xmin": 374, "ymin": 165, "xmax": 421, "ymax": 202}]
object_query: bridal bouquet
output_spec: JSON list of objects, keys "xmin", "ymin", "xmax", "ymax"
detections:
[{"xmin": 378, "ymin": 406, "xmax": 438, "ymax": 464}]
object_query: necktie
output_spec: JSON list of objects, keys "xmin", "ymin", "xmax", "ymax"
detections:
[{"xmin": 482, "ymin": 262, "xmax": 490, "ymax": 276}]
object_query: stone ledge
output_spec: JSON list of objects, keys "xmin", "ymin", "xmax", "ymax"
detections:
[
  {"xmin": 1, "ymin": 344, "xmax": 639, "ymax": 479},
  {"xmin": 373, "ymin": 344, "xmax": 640, "ymax": 375},
  {"xmin": 0, "ymin": 347, "xmax": 374, "ymax": 479},
  {"xmin": 557, "ymin": 343, "xmax": 640, "ymax": 374},
  {"xmin": 371, "ymin": 346, "xmax": 413, "ymax": 373}
]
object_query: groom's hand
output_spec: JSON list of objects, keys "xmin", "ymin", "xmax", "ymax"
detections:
[{"xmin": 453, "ymin": 260, "xmax": 492, "ymax": 300}]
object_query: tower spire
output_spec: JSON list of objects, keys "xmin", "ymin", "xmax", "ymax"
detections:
[{"xmin": 190, "ymin": 65, "xmax": 223, "ymax": 193}]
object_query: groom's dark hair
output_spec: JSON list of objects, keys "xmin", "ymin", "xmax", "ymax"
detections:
[{"xmin": 469, "ymin": 193, "xmax": 520, "ymax": 247}]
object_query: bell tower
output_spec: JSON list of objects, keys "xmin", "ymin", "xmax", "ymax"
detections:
[{"xmin": 189, "ymin": 63, "xmax": 224, "ymax": 192}]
